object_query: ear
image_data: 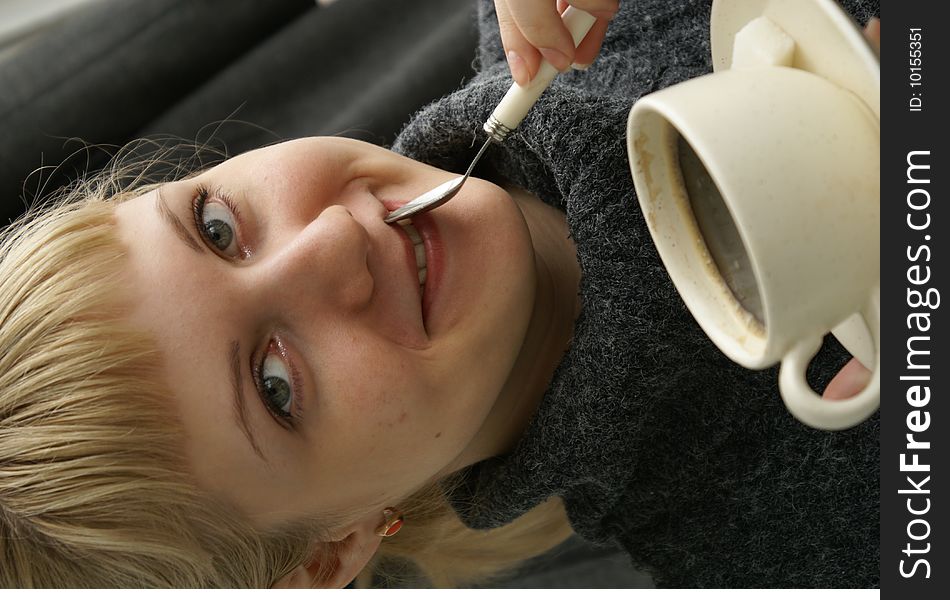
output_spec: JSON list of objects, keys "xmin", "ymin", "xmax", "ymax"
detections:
[{"xmin": 271, "ymin": 517, "xmax": 385, "ymax": 589}]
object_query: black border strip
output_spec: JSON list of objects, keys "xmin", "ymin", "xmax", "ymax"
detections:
[{"xmin": 881, "ymin": 1, "xmax": 947, "ymax": 596}]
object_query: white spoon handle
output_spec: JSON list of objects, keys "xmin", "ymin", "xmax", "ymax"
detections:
[{"xmin": 485, "ymin": 6, "xmax": 597, "ymax": 141}]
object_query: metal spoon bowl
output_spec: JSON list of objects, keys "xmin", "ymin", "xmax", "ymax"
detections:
[{"xmin": 384, "ymin": 137, "xmax": 493, "ymax": 223}]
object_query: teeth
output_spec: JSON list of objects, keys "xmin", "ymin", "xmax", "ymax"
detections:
[
  {"xmin": 397, "ymin": 219, "xmax": 428, "ymax": 289},
  {"xmin": 403, "ymin": 222, "xmax": 422, "ymax": 245}
]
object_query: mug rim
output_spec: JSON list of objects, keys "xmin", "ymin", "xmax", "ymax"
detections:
[{"xmin": 628, "ymin": 100, "xmax": 769, "ymax": 367}]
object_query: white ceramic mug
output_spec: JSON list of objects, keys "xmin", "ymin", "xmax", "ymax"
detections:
[{"xmin": 627, "ymin": 64, "xmax": 880, "ymax": 430}]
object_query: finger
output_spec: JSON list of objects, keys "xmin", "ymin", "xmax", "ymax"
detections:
[
  {"xmin": 864, "ymin": 17, "xmax": 880, "ymax": 52},
  {"xmin": 573, "ymin": 17, "xmax": 610, "ymax": 67},
  {"xmin": 495, "ymin": 0, "xmax": 544, "ymax": 85},
  {"xmin": 822, "ymin": 357, "xmax": 872, "ymax": 400},
  {"xmin": 504, "ymin": 0, "xmax": 577, "ymax": 71},
  {"xmin": 558, "ymin": 1, "xmax": 617, "ymax": 68}
]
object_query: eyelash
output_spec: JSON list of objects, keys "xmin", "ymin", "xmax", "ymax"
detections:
[
  {"xmin": 191, "ymin": 184, "xmax": 247, "ymax": 258},
  {"xmin": 252, "ymin": 339, "xmax": 305, "ymax": 429}
]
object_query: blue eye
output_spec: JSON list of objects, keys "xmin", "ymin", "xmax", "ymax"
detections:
[
  {"xmin": 202, "ymin": 203, "xmax": 236, "ymax": 253},
  {"xmin": 261, "ymin": 353, "xmax": 294, "ymax": 420},
  {"xmin": 192, "ymin": 185, "xmax": 242, "ymax": 257}
]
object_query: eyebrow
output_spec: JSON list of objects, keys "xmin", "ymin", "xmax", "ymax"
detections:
[
  {"xmin": 156, "ymin": 187, "xmax": 205, "ymax": 253},
  {"xmin": 229, "ymin": 340, "xmax": 269, "ymax": 464}
]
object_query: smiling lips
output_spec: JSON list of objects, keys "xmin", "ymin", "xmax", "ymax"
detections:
[{"xmin": 396, "ymin": 219, "xmax": 427, "ymax": 293}]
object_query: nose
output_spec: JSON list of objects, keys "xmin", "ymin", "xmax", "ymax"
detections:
[{"xmin": 254, "ymin": 204, "xmax": 374, "ymax": 314}]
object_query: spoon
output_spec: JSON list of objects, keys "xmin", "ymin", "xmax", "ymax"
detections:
[
  {"xmin": 383, "ymin": 137, "xmax": 493, "ymax": 224},
  {"xmin": 384, "ymin": 6, "xmax": 597, "ymax": 224}
]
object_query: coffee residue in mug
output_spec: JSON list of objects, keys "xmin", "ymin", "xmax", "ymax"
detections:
[{"xmin": 675, "ymin": 135, "xmax": 766, "ymax": 336}]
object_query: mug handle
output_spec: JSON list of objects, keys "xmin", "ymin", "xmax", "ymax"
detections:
[{"xmin": 778, "ymin": 284, "xmax": 880, "ymax": 430}]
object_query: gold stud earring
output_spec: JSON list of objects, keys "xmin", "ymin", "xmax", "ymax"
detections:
[{"xmin": 375, "ymin": 507, "xmax": 404, "ymax": 537}]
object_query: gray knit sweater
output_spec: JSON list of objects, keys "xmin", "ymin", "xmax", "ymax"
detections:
[{"xmin": 392, "ymin": 0, "xmax": 879, "ymax": 588}]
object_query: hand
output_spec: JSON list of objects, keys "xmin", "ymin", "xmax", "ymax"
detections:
[{"xmin": 494, "ymin": 0, "xmax": 618, "ymax": 86}]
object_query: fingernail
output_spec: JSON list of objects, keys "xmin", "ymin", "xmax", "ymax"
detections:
[
  {"xmin": 571, "ymin": 62, "xmax": 591, "ymax": 71},
  {"xmin": 507, "ymin": 50, "xmax": 529, "ymax": 86},
  {"xmin": 589, "ymin": 9, "xmax": 617, "ymax": 20},
  {"xmin": 539, "ymin": 47, "xmax": 571, "ymax": 72}
]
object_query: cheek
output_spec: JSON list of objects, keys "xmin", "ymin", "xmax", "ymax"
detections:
[
  {"xmin": 316, "ymin": 359, "xmax": 459, "ymax": 491},
  {"xmin": 315, "ymin": 334, "xmax": 437, "ymax": 430},
  {"xmin": 319, "ymin": 340, "xmax": 474, "ymax": 446}
]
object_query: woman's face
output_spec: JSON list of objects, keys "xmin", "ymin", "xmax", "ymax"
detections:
[{"xmin": 115, "ymin": 137, "xmax": 537, "ymax": 529}]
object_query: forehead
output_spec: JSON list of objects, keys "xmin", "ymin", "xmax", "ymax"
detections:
[
  {"xmin": 199, "ymin": 137, "xmax": 369, "ymax": 181},
  {"xmin": 116, "ymin": 189, "xmax": 223, "ymax": 328}
]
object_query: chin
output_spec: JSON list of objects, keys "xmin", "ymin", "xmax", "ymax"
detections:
[{"xmin": 465, "ymin": 181, "xmax": 537, "ymax": 369}]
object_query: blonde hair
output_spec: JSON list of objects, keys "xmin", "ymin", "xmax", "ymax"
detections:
[{"xmin": 0, "ymin": 143, "xmax": 573, "ymax": 588}]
